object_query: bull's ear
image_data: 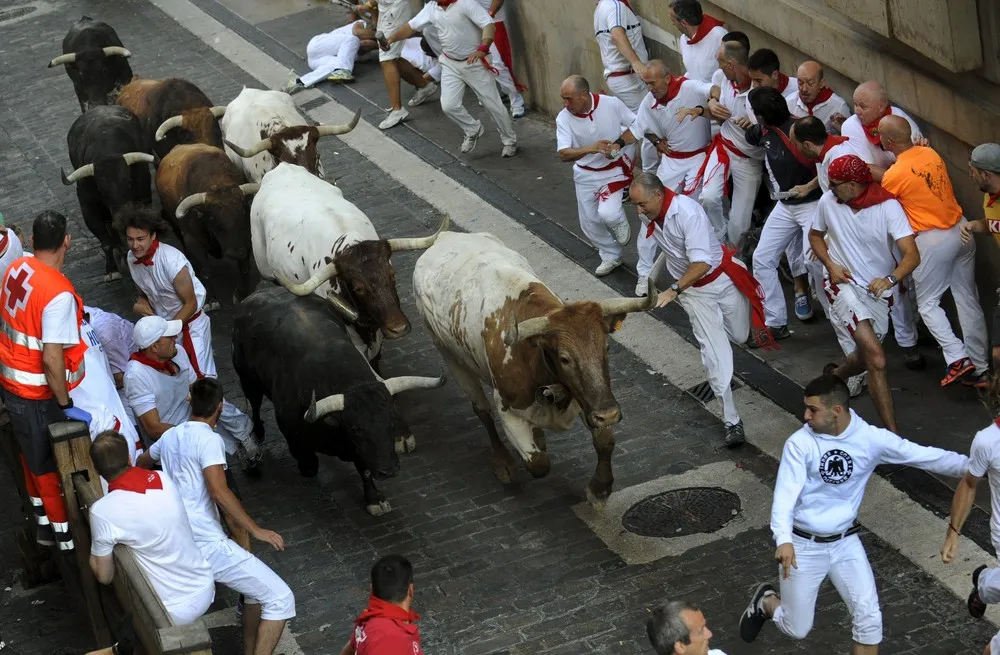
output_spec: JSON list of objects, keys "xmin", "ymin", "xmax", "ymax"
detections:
[{"xmin": 604, "ymin": 314, "xmax": 626, "ymax": 334}]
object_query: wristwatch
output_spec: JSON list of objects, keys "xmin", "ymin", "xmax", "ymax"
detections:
[
  {"xmin": 59, "ymin": 399, "xmax": 74, "ymax": 410},
  {"xmin": 670, "ymin": 282, "xmax": 683, "ymax": 295},
  {"xmin": 886, "ymin": 275, "xmax": 898, "ymax": 286}
]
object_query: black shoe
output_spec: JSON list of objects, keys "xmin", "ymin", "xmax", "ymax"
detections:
[
  {"xmin": 747, "ymin": 325, "xmax": 791, "ymax": 349},
  {"xmin": 739, "ymin": 582, "xmax": 775, "ymax": 642},
  {"xmin": 903, "ymin": 346, "xmax": 926, "ymax": 370},
  {"xmin": 725, "ymin": 421, "xmax": 745, "ymax": 448},
  {"xmin": 969, "ymin": 565, "xmax": 988, "ymax": 619}
]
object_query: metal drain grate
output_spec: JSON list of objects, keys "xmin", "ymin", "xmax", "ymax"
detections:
[
  {"xmin": 622, "ymin": 487, "xmax": 741, "ymax": 537},
  {"xmin": 685, "ymin": 379, "xmax": 741, "ymax": 404},
  {"xmin": 299, "ymin": 96, "xmax": 330, "ymax": 111},
  {"xmin": 0, "ymin": 6, "xmax": 37, "ymax": 22}
]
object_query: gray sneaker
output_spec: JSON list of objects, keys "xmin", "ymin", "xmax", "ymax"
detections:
[
  {"xmin": 408, "ymin": 81, "xmax": 439, "ymax": 107},
  {"xmin": 378, "ymin": 108, "xmax": 409, "ymax": 130},
  {"xmin": 608, "ymin": 219, "xmax": 631, "ymax": 246},
  {"xmin": 461, "ymin": 125, "xmax": 485, "ymax": 153},
  {"xmin": 724, "ymin": 420, "xmax": 745, "ymax": 448},
  {"xmin": 501, "ymin": 143, "xmax": 517, "ymax": 158},
  {"xmin": 594, "ymin": 259, "xmax": 622, "ymax": 276}
]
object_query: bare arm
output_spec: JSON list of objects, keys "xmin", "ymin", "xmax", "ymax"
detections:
[
  {"xmin": 386, "ymin": 23, "xmax": 417, "ymax": 45},
  {"xmin": 941, "ymin": 472, "xmax": 981, "ymax": 562},
  {"xmin": 558, "ymin": 143, "xmax": 601, "ymax": 163},
  {"xmin": 170, "ymin": 269, "xmax": 199, "ymax": 323},
  {"xmin": 609, "ymin": 26, "xmax": 645, "ymax": 74},
  {"xmin": 204, "ymin": 464, "xmax": 286, "ymax": 550},
  {"xmin": 339, "ymin": 640, "xmax": 356, "ymax": 655},
  {"xmin": 653, "ymin": 261, "xmax": 712, "ymax": 308},
  {"xmin": 137, "ymin": 409, "xmax": 173, "ymax": 442},
  {"xmin": 488, "ymin": 0, "xmax": 504, "ymax": 16},
  {"xmin": 42, "ymin": 343, "xmax": 71, "ymax": 406},
  {"xmin": 89, "ymin": 554, "xmax": 115, "ymax": 585},
  {"xmin": 133, "ymin": 288, "xmax": 154, "ymax": 318},
  {"xmin": 352, "ymin": 22, "xmax": 376, "ymax": 39},
  {"xmin": 891, "ymin": 234, "xmax": 920, "ymax": 280}
]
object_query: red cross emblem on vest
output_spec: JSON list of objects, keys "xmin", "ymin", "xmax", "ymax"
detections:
[{"xmin": 4, "ymin": 263, "xmax": 34, "ymax": 316}]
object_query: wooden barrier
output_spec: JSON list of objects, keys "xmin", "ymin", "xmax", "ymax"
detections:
[{"xmin": 48, "ymin": 421, "xmax": 213, "ymax": 655}]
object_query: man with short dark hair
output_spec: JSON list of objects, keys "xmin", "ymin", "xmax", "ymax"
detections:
[
  {"xmin": 647, "ymin": 599, "xmax": 725, "ymax": 654},
  {"xmin": 747, "ymin": 48, "xmax": 797, "ymax": 105},
  {"xmin": 88, "ymin": 431, "xmax": 215, "ymax": 625},
  {"xmin": 669, "ymin": 0, "xmax": 726, "ymax": 83},
  {"xmin": 340, "ymin": 554, "xmax": 423, "ymax": 655},
  {"xmin": 739, "ymin": 374, "xmax": 968, "ymax": 654},
  {"xmin": 788, "ymin": 61, "xmax": 851, "ymax": 134}
]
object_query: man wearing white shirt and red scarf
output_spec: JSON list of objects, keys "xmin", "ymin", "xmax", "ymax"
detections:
[
  {"xmin": 740, "ymin": 374, "xmax": 968, "ymax": 654},
  {"xmin": 808, "ymin": 155, "xmax": 920, "ymax": 433},
  {"xmin": 669, "ymin": 0, "xmax": 727, "ymax": 83},
  {"xmin": 384, "ymin": 0, "xmax": 517, "ymax": 158},
  {"xmin": 747, "ymin": 49, "xmax": 798, "ymax": 107},
  {"xmin": 472, "ymin": 0, "xmax": 526, "ymax": 119},
  {"xmin": 630, "ymin": 172, "xmax": 775, "ymax": 447},
  {"xmin": 788, "ymin": 61, "xmax": 851, "ymax": 135},
  {"xmin": 616, "ymin": 60, "xmax": 712, "ymax": 296},
  {"xmin": 557, "ymin": 75, "xmax": 635, "ymax": 277},
  {"xmin": 699, "ymin": 40, "xmax": 764, "ymax": 250}
]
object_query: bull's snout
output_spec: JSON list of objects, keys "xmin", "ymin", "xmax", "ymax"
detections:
[
  {"xmin": 588, "ymin": 405, "xmax": 622, "ymax": 428},
  {"xmin": 381, "ymin": 319, "xmax": 412, "ymax": 340}
]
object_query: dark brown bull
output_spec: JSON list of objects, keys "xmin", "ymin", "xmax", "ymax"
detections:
[{"xmin": 117, "ymin": 77, "xmax": 226, "ymax": 160}]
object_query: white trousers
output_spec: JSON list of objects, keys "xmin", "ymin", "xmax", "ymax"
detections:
[
  {"xmin": 201, "ymin": 538, "xmax": 296, "ymax": 621},
  {"xmin": 637, "ymin": 154, "xmax": 707, "ymax": 277},
  {"xmin": 439, "ymin": 56, "xmax": 516, "ymax": 147},
  {"xmin": 773, "ymin": 534, "xmax": 882, "ymax": 645},
  {"xmin": 700, "ymin": 147, "xmax": 763, "ymax": 248},
  {"xmin": 753, "ymin": 201, "xmax": 821, "ymax": 327},
  {"xmin": 889, "ymin": 240, "xmax": 919, "ymax": 349},
  {"xmin": 676, "ymin": 270, "xmax": 750, "ymax": 425},
  {"xmin": 604, "ymin": 72, "xmax": 657, "ymax": 173},
  {"xmin": 164, "ymin": 582, "xmax": 215, "ymax": 625},
  {"xmin": 575, "ymin": 174, "xmax": 628, "ymax": 262},
  {"xmin": 913, "ymin": 221, "xmax": 988, "ymax": 371},
  {"xmin": 301, "ymin": 31, "xmax": 361, "ymax": 87},
  {"xmin": 489, "ymin": 43, "xmax": 524, "ymax": 112}
]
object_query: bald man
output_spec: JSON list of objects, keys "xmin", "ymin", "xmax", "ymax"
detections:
[
  {"xmin": 787, "ymin": 61, "xmax": 850, "ymax": 135},
  {"xmin": 879, "ymin": 115, "xmax": 988, "ymax": 387}
]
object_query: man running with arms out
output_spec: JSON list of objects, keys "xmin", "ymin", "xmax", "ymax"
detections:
[{"xmin": 740, "ymin": 374, "xmax": 968, "ymax": 654}]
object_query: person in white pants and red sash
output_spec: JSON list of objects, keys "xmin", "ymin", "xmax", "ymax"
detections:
[
  {"xmin": 473, "ymin": 0, "xmax": 526, "ymax": 119},
  {"xmin": 618, "ymin": 60, "xmax": 712, "ymax": 296},
  {"xmin": 740, "ymin": 374, "xmax": 968, "ymax": 654},
  {"xmin": 629, "ymin": 171, "xmax": 777, "ymax": 447},
  {"xmin": 556, "ymin": 76, "xmax": 635, "ymax": 276},
  {"xmin": 669, "ymin": 0, "xmax": 727, "ymax": 83}
]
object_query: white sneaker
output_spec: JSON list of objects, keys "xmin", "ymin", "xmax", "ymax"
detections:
[
  {"xmin": 608, "ymin": 219, "xmax": 631, "ymax": 246},
  {"xmin": 327, "ymin": 69, "xmax": 354, "ymax": 83},
  {"xmin": 283, "ymin": 74, "xmax": 304, "ymax": 95},
  {"xmin": 408, "ymin": 82, "xmax": 438, "ymax": 107},
  {"xmin": 594, "ymin": 259, "xmax": 622, "ymax": 276},
  {"xmin": 635, "ymin": 275, "xmax": 649, "ymax": 297},
  {"xmin": 511, "ymin": 105, "xmax": 526, "ymax": 119},
  {"xmin": 501, "ymin": 143, "xmax": 517, "ymax": 158},
  {"xmin": 847, "ymin": 372, "xmax": 867, "ymax": 398},
  {"xmin": 379, "ymin": 108, "xmax": 409, "ymax": 130},
  {"xmin": 461, "ymin": 125, "xmax": 485, "ymax": 153}
]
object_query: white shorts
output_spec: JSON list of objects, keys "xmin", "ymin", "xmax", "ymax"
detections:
[
  {"xmin": 824, "ymin": 280, "xmax": 891, "ymax": 343},
  {"xmin": 164, "ymin": 582, "xmax": 215, "ymax": 625},
  {"xmin": 377, "ymin": 1, "xmax": 410, "ymax": 62},
  {"xmin": 200, "ymin": 538, "xmax": 296, "ymax": 621}
]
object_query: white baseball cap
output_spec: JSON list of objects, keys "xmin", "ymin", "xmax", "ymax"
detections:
[{"xmin": 133, "ymin": 316, "xmax": 183, "ymax": 349}]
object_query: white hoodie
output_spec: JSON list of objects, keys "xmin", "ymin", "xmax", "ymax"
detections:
[{"xmin": 771, "ymin": 410, "xmax": 968, "ymax": 545}]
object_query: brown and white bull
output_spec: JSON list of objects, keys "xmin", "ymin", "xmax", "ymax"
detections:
[
  {"xmin": 116, "ymin": 77, "xmax": 226, "ymax": 159},
  {"xmin": 413, "ymin": 231, "xmax": 654, "ymax": 506},
  {"xmin": 221, "ymin": 88, "xmax": 360, "ymax": 183}
]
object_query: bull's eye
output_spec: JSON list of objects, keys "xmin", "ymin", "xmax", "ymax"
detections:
[{"xmin": 559, "ymin": 354, "xmax": 571, "ymax": 366}]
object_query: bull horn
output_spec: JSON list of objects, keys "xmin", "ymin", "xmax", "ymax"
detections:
[
  {"xmin": 274, "ymin": 261, "xmax": 338, "ymax": 296},
  {"xmin": 597, "ymin": 279, "xmax": 656, "ymax": 316},
  {"xmin": 61, "ymin": 163, "xmax": 95, "ymax": 185},
  {"xmin": 209, "ymin": 106, "xmax": 227, "ymax": 118},
  {"xmin": 175, "ymin": 192, "xmax": 209, "ymax": 218},
  {"xmin": 155, "ymin": 115, "xmax": 184, "ymax": 141},
  {"xmin": 326, "ymin": 291, "xmax": 360, "ymax": 323},
  {"xmin": 383, "ymin": 374, "xmax": 446, "ymax": 396},
  {"xmin": 238, "ymin": 183, "xmax": 260, "ymax": 197},
  {"xmin": 386, "ymin": 214, "xmax": 450, "ymax": 252},
  {"xmin": 304, "ymin": 390, "xmax": 344, "ymax": 422},
  {"xmin": 122, "ymin": 152, "xmax": 154, "ymax": 166},
  {"xmin": 315, "ymin": 108, "xmax": 362, "ymax": 137},
  {"xmin": 101, "ymin": 46, "xmax": 131, "ymax": 58},
  {"xmin": 48, "ymin": 53, "xmax": 77, "ymax": 68},
  {"xmin": 503, "ymin": 315, "xmax": 551, "ymax": 347},
  {"xmin": 224, "ymin": 137, "xmax": 272, "ymax": 158}
]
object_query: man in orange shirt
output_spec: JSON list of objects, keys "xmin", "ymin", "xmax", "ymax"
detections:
[
  {"xmin": 879, "ymin": 116, "xmax": 988, "ymax": 388},
  {"xmin": 959, "ymin": 143, "xmax": 1000, "ymax": 374}
]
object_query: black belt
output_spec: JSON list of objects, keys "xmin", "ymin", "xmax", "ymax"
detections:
[{"xmin": 792, "ymin": 523, "xmax": 861, "ymax": 543}]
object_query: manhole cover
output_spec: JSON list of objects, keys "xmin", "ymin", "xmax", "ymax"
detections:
[
  {"xmin": 622, "ymin": 487, "xmax": 741, "ymax": 537},
  {"xmin": 0, "ymin": 6, "xmax": 37, "ymax": 22}
]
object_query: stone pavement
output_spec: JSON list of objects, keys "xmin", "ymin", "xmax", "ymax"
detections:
[{"xmin": 0, "ymin": 0, "xmax": 996, "ymax": 653}]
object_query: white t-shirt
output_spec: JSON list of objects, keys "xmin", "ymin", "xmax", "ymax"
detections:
[
  {"xmin": 0, "ymin": 230, "xmax": 24, "ymax": 279},
  {"xmin": 840, "ymin": 106, "xmax": 922, "ymax": 169},
  {"xmin": 679, "ymin": 25, "xmax": 727, "ymax": 83},
  {"xmin": 817, "ymin": 138, "xmax": 858, "ymax": 193},
  {"xmin": 593, "ymin": 0, "xmax": 647, "ymax": 78},
  {"xmin": 716, "ymin": 78, "xmax": 763, "ymax": 160},
  {"xmin": 41, "ymin": 292, "xmax": 81, "ymax": 345},
  {"xmin": 556, "ymin": 94, "xmax": 636, "ymax": 183},
  {"xmin": 472, "ymin": 0, "xmax": 504, "ymax": 22},
  {"xmin": 629, "ymin": 80, "xmax": 713, "ymax": 152},
  {"xmin": 148, "ymin": 421, "xmax": 228, "ymax": 544},
  {"xmin": 409, "ymin": 0, "xmax": 491, "ymax": 60},
  {"xmin": 124, "ymin": 347, "xmax": 196, "ymax": 428},
  {"xmin": 969, "ymin": 422, "xmax": 1000, "ymax": 551},
  {"xmin": 85, "ymin": 306, "xmax": 136, "ymax": 376},
  {"xmin": 90, "ymin": 471, "xmax": 215, "ymax": 613},
  {"xmin": 646, "ymin": 194, "xmax": 723, "ymax": 280},
  {"xmin": 812, "ymin": 193, "xmax": 913, "ymax": 290},
  {"xmin": 127, "ymin": 242, "xmax": 206, "ymax": 319},
  {"xmin": 787, "ymin": 89, "xmax": 852, "ymax": 132}
]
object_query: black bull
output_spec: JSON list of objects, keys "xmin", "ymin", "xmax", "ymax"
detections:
[{"xmin": 49, "ymin": 16, "xmax": 133, "ymax": 112}]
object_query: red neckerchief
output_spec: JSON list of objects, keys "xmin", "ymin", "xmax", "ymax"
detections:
[
  {"xmin": 775, "ymin": 72, "xmax": 790, "ymax": 94},
  {"xmin": 685, "ymin": 14, "xmax": 724, "ymax": 45},
  {"xmin": 355, "ymin": 596, "xmax": 420, "ymax": 627},
  {"xmin": 134, "ymin": 239, "xmax": 160, "ymax": 267},
  {"xmin": 803, "ymin": 86, "xmax": 834, "ymax": 115},
  {"xmin": 862, "ymin": 106, "xmax": 893, "ymax": 146},
  {"xmin": 818, "ymin": 134, "xmax": 848, "ymax": 160},
  {"xmin": 645, "ymin": 188, "xmax": 678, "ymax": 238},
  {"xmin": 571, "ymin": 93, "xmax": 600, "ymax": 121},
  {"xmin": 767, "ymin": 125, "xmax": 816, "ymax": 170},
  {"xmin": 839, "ymin": 183, "xmax": 896, "ymax": 211},
  {"xmin": 437, "ymin": 0, "xmax": 458, "ymax": 7},
  {"xmin": 731, "ymin": 78, "xmax": 750, "ymax": 94},
  {"xmin": 988, "ymin": 193, "xmax": 999, "ymax": 208},
  {"xmin": 653, "ymin": 76, "xmax": 687, "ymax": 108},
  {"xmin": 108, "ymin": 467, "xmax": 163, "ymax": 494},
  {"xmin": 129, "ymin": 351, "xmax": 180, "ymax": 375}
]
